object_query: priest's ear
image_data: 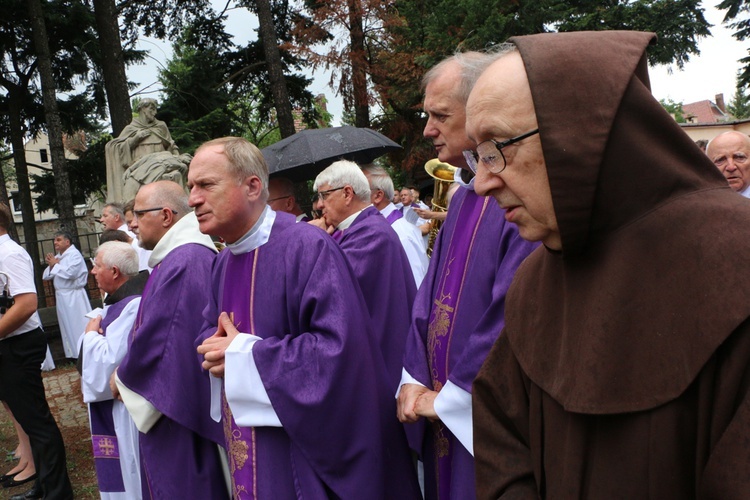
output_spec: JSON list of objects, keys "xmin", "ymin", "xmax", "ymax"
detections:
[{"xmin": 244, "ymin": 175, "xmax": 264, "ymax": 202}]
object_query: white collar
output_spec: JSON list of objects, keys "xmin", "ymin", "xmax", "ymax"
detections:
[
  {"xmin": 148, "ymin": 211, "xmax": 217, "ymax": 267},
  {"xmin": 454, "ymin": 166, "xmax": 475, "ymax": 190},
  {"xmin": 227, "ymin": 206, "xmax": 276, "ymax": 255},
  {"xmin": 380, "ymin": 203, "xmax": 397, "ymax": 217},
  {"xmin": 336, "ymin": 205, "xmax": 371, "ymax": 231}
]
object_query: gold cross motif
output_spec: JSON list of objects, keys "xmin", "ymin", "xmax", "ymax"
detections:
[{"xmin": 98, "ymin": 437, "xmax": 116, "ymax": 456}]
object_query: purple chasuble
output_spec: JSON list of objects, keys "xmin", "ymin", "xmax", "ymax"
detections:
[
  {"xmin": 117, "ymin": 244, "xmax": 227, "ymax": 499},
  {"xmin": 199, "ymin": 211, "xmax": 420, "ymax": 499},
  {"xmin": 402, "ymin": 188, "xmax": 539, "ymax": 500},
  {"xmin": 386, "ymin": 208, "xmax": 404, "ymax": 225},
  {"xmin": 337, "ymin": 205, "xmax": 417, "ymax": 390},
  {"xmin": 89, "ymin": 294, "xmax": 140, "ymax": 493}
]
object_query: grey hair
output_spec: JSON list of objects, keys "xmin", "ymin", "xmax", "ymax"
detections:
[
  {"xmin": 54, "ymin": 230, "xmax": 73, "ymax": 243},
  {"xmin": 194, "ymin": 137, "xmax": 269, "ymax": 201},
  {"xmin": 361, "ymin": 164, "xmax": 394, "ymax": 200},
  {"xmin": 96, "ymin": 241, "xmax": 139, "ymax": 277},
  {"xmin": 142, "ymin": 180, "xmax": 191, "ymax": 216},
  {"xmin": 314, "ymin": 160, "xmax": 371, "ymax": 204},
  {"xmin": 422, "ymin": 43, "xmax": 518, "ymax": 105},
  {"xmin": 103, "ymin": 203, "xmax": 125, "ymax": 220}
]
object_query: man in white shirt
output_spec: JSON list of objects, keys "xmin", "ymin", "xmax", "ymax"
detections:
[
  {"xmin": 42, "ymin": 230, "xmax": 91, "ymax": 359},
  {"xmin": 0, "ymin": 203, "xmax": 73, "ymax": 500},
  {"xmin": 101, "ymin": 202, "xmax": 151, "ymax": 271}
]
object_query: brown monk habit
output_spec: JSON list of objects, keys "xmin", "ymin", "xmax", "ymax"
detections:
[{"xmin": 473, "ymin": 31, "xmax": 750, "ymax": 498}]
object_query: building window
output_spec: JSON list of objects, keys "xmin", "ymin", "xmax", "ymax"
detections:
[
  {"xmin": 9, "ymin": 192, "xmax": 21, "ymax": 214},
  {"xmin": 39, "ymin": 149, "xmax": 48, "ymax": 163}
]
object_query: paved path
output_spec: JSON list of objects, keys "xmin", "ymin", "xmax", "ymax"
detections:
[{"xmin": 43, "ymin": 365, "xmax": 89, "ymax": 428}]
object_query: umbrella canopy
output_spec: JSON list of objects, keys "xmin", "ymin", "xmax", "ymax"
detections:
[{"xmin": 261, "ymin": 126, "xmax": 402, "ymax": 182}]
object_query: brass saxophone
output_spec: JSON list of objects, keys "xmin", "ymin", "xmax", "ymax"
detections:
[{"xmin": 424, "ymin": 158, "xmax": 458, "ymax": 257}]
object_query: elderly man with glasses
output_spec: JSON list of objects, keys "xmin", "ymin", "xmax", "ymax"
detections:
[
  {"xmin": 311, "ymin": 160, "xmax": 419, "ymax": 395},
  {"xmin": 111, "ymin": 180, "xmax": 227, "ymax": 499},
  {"xmin": 396, "ymin": 51, "xmax": 539, "ymax": 500},
  {"xmin": 267, "ymin": 177, "xmax": 311, "ymax": 221},
  {"xmin": 470, "ymin": 31, "xmax": 750, "ymax": 497}
]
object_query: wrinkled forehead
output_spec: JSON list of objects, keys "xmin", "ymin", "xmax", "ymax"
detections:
[
  {"xmin": 466, "ymin": 53, "xmax": 537, "ymax": 141},
  {"xmin": 708, "ymin": 133, "xmax": 750, "ymax": 157}
]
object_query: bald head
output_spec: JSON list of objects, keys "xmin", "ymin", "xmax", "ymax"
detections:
[
  {"xmin": 132, "ymin": 181, "xmax": 191, "ymax": 250},
  {"xmin": 268, "ymin": 177, "xmax": 303, "ymax": 216},
  {"xmin": 706, "ymin": 131, "xmax": 750, "ymax": 193},
  {"xmin": 468, "ymin": 51, "xmax": 560, "ymax": 250}
]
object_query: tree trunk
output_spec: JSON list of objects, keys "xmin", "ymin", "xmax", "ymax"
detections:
[
  {"xmin": 255, "ymin": 0, "xmax": 297, "ymax": 138},
  {"xmin": 7, "ymin": 89, "xmax": 43, "ymax": 294},
  {"xmin": 93, "ymin": 0, "xmax": 132, "ymax": 136},
  {"xmin": 348, "ymin": 0, "xmax": 370, "ymax": 128},
  {"xmin": 27, "ymin": 0, "xmax": 80, "ymax": 247}
]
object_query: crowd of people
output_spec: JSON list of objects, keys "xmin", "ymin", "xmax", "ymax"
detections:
[{"xmin": 1, "ymin": 29, "xmax": 749, "ymax": 500}]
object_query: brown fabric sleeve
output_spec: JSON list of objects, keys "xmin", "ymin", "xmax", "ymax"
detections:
[
  {"xmin": 473, "ymin": 333, "xmax": 539, "ymax": 499},
  {"xmin": 698, "ymin": 319, "xmax": 750, "ymax": 498}
]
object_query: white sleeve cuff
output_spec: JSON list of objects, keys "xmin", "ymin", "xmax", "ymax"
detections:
[
  {"xmin": 224, "ymin": 333, "xmax": 282, "ymax": 427},
  {"xmin": 115, "ymin": 371, "xmax": 163, "ymax": 433},
  {"xmin": 395, "ymin": 367, "xmax": 427, "ymax": 398},
  {"xmin": 434, "ymin": 380, "xmax": 473, "ymax": 456},
  {"xmin": 209, "ymin": 374, "xmax": 223, "ymax": 422}
]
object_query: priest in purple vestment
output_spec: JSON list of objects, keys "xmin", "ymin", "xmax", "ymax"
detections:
[
  {"xmin": 112, "ymin": 181, "xmax": 228, "ymax": 499},
  {"xmin": 361, "ymin": 164, "xmax": 429, "ymax": 287},
  {"xmin": 396, "ymin": 53, "xmax": 539, "ymax": 499},
  {"xmin": 311, "ymin": 159, "xmax": 418, "ymax": 390},
  {"xmin": 191, "ymin": 137, "xmax": 421, "ymax": 499}
]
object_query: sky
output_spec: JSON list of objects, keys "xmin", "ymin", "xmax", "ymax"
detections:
[
  {"xmin": 127, "ymin": 2, "xmax": 749, "ymax": 125},
  {"xmin": 649, "ymin": 4, "xmax": 748, "ymax": 107}
]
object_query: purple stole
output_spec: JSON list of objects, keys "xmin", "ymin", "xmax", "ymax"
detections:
[
  {"xmin": 331, "ymin": 229, "xmax": 344, "ymax": 242},
  {"xmin": 219, "ymin": 249, "xmax": 260, "ymax": 499},
  {"xmin": 90, "ymin": 296, "xmax": 138, "ymax": 492},
  {"xmin": 386, "ymin": 209, "xmax": 403, "ymax": 225},
  {"xmin": 426, "ymin": 194, "xmax": 489, "ymax": 498}
]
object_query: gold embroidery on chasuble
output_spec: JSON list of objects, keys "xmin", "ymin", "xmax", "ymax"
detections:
[
  {"xmin": 427, "ymin": 258, "xmax": 456, "ymax": 390},
  {"xmin": 222, "ymin": 395, "xmax": 249, "ymax": 498},
  {"xmin": 434, "ymin": 421, "xmax": 450, "ymax": 458}
]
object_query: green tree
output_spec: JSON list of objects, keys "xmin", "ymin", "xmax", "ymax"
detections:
[
  {"xmin": 0, "ymin": 0, "xmax": 101, "ymax": 280},
  {"xmin": 158, "ymin": 13, "xmax": 321, "ymax": 153},
  {"xmin": 660, "ymin": 98, "xmax": 686, "ymax": 123},
  {"xmin": 374, "ymin": 0, "xmax": 711, "ymax": 174},
  {"xmin": 717, "ymin": 0, "xmax": 750, "ymax": 87},
  {"xmin": 728, "ymin": 73, "xmax": 750, "ymax": 118}
]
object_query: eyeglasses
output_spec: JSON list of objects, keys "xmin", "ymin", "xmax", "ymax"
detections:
[
  {"xmin": 316, "ymin": 186, "xmax": 347, "ymax": 201},
  {"xmin": 267, "ymin": 195, "xmax": 292, "ymax": 203},
  {"xmin": 132, "ymin": 207, "xmax": 177, "ymax": 219},
  {"xmin": 463, "ymin": 129, "xmax": 540, "ymax": 174},
  {"xmin": 713, "ymin": 152, "xmax": 749, "ymax": 169}
]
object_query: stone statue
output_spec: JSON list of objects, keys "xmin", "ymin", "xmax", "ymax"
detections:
[
  {"xmin": 104, "ymin": 98, "xmax": 180, "ymax": 202},
  {"xmin": 122, "ymin": 152, "xmax": 192, "ymax": 202}
]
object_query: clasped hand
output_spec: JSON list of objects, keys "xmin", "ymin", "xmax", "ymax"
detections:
[
  {"xmin": 396, "ymin": 383, "xmax": 439, "ymax": 423},
  {"xmin": 196, "ymin": 312, "xmax": 240, "ymax": 378}
]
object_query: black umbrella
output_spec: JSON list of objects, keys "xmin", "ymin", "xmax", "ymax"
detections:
[{"xmin": 261, "ymin": 126, "xmax": 402, "ymax": 182}]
